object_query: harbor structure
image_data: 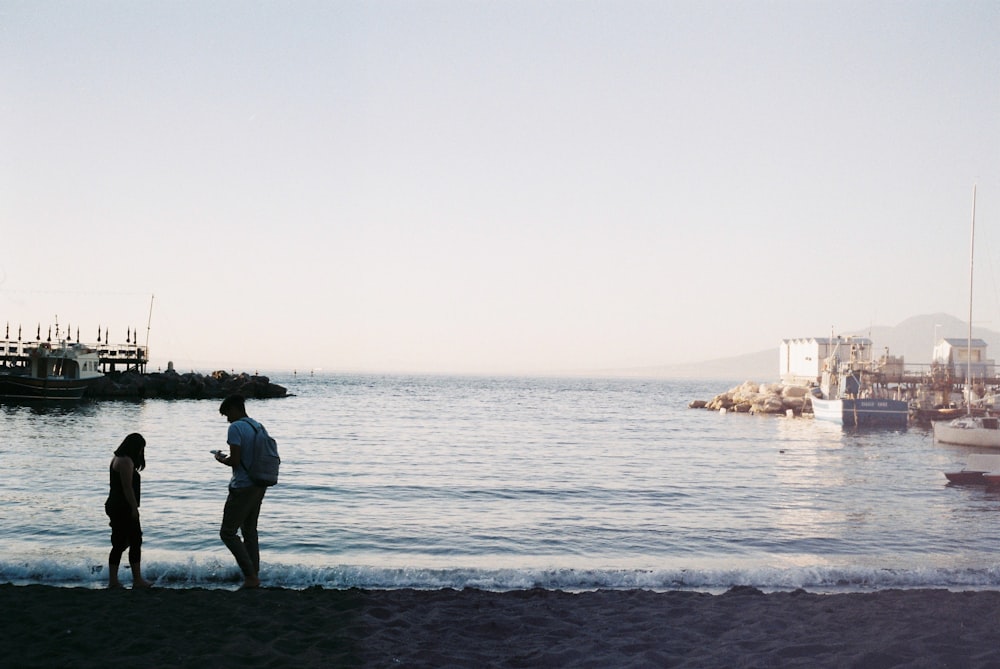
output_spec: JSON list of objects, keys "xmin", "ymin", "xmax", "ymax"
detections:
[
  {"xmin": 1, "ymin": 324, "xmax": 148, "ymax": 374},
  {"xmin": 779, "ymin": 337, "xmax": 904, "ymax": 387},
  {"xmin": 932, "ymin": 337, "xmax": 994, "ymax": 381}
]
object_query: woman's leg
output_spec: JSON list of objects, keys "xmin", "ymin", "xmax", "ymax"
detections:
[
  {"xmin": 108, "ymin": 546, "xmax": 125, "ymax": 588},
  {"xmin": 127, "ymin": 519, "xmax": 152, "ymax": 588},
  {"xmin": 108, "ymin": 507, "xmax": 128, "ymax": 588}
]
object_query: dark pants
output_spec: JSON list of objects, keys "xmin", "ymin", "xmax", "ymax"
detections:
[
  {"xmin": 106, "ymin": 502, "xmax": 142, "ymax": 566},
  {"xmin": 220, "ymin": 485, "xmax": 267, "ymax": 579}
]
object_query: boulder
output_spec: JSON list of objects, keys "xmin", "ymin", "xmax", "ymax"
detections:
[
  {"xmin": 693, "ymin": 381, "xmax": 809, "ymax": 416},
  {"xmin": 87, "ymin": 370, "xmax": 288, "ymax": 400}
]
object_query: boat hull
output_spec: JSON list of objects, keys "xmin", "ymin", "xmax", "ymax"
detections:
[
  {"xmin": 944, "ymin": 471, "xmax": 988, "ymax": 485},
  {"xmin": 0, "ymin": 374, "xmax": 94, "ymax": 400},
  {"xmin": 933, "ymin": 417, "xmax": 1000, "ymax": 448},
  {"xmin": 811, "ymin": 396, "xmax": 909, "ymax": 429}
]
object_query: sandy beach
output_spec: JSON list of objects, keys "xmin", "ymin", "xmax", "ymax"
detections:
[{"xmin": 3, "ymin": 585, "xmax": 1000, "ymax": 668}]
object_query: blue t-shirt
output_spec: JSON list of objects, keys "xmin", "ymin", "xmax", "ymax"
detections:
[{"xmin": 226, "ymin": 418, "xmax": 260, "ymax": 489}]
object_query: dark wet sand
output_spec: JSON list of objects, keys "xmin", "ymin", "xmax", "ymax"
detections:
[{"xmin": 4, "ymin": 584, "xmax": 1000, "ymax": 667}]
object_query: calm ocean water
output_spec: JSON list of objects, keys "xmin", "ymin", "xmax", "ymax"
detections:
[{"xmin": 1, "ymin": 373, "xmax": 998, "ymax": 592}]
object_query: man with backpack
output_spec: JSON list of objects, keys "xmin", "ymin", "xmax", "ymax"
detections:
[{"xmin": 214, "ymin": 394, "xmax": 274, "ymax": 589}]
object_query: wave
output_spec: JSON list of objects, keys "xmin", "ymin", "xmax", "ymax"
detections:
[{"xmin": 4, "ymin": 557, "xmax": 1000, "ymax": 593}]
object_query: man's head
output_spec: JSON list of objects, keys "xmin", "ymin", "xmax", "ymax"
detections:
[{"xmin": 219, "ymin": 394, "xmax": 247, "ymax": 422}]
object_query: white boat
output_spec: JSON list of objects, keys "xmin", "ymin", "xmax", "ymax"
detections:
[
  {"xmin": 932, "ymin": 186, "xmax": 995, "ymax": 447},
  {"xmin": 935, "ymin": 416, "xmax": 1000, "ymax": 449}
]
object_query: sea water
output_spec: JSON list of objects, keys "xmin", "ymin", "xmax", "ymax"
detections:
[{"xmin": 1, "ymin": 373, "xmax": 998, "ymax": 592}]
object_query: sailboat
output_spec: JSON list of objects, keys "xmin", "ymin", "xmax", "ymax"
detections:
[{"xmin": 932, "ymin": 186, "xmax": 1000, "ymax": 447}]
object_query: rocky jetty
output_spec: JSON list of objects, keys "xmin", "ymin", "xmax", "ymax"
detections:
[
  {"xmin": 689, "ymin": 381, "xmax": 809, "ymax": 415},
  {"xmin": 87, "ymin": 369, "xmax": 288, "ymax": 400}
]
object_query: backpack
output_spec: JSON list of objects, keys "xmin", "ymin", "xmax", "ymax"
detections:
[{"xmin": 239, "ymin": 418, "xmax": 281, "ymax": 487}]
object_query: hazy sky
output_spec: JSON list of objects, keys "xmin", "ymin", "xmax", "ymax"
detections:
[{"xmin": 2, "ymin": 1, "xmax": 998, "ymax": 375}]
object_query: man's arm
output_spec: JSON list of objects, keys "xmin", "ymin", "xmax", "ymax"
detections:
[{"xmin": 215, "ymin": 439, "xmax": 243, "ymax": 468}]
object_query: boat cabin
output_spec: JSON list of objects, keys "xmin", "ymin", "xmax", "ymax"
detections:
[{"xmin": 28, "ymin": 343, "xmax": 102, "ymax": 380}]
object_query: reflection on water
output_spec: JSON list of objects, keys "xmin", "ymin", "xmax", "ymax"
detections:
[{"xmin": 0, "ymin": 399, "xmax": 102, "ymax": 418}]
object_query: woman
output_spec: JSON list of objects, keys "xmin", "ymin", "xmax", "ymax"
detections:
[{"xmin": 105, "ymin": 433, "xmax": 152, "ymax": 589}]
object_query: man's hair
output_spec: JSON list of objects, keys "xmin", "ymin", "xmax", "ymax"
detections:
[{"xmin": 219, "ymin": 394, "xmax": 246, "ymax": 415}]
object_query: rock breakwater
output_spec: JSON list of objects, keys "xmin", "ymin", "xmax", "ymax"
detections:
[
  {"xmin": 689, "ymin": 381, "xmax": 809, "ymax": 415},
  {"xmin": 87, "ymin": 370, "xmax": 288, "ymax": 400}
]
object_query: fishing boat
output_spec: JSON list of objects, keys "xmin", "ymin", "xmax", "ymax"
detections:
[
  {"xmin": 808, "ymin": 336, "xmax": 909, "ymax": 429},
  {"xmin": 0, "ymin": 340, "xmax": 103, "ymax": 400},
  {"xmin": 932, "ymin": 186, "xmax": 997, "ymax": 447}
]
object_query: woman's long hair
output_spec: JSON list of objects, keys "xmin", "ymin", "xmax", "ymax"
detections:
[{"xmin": 114, "ymin": 433, "xmax": 146, "ymax": 471}]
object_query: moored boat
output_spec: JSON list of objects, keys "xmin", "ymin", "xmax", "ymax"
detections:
[
  {"xmin": 946, "ymin": 470, "xmax": 989, "ymax": 485},
  {"xmin": 943, "ymin": 453, "xmax": 1000, "ymax": 484},
  {"xmin": 931, "ymin": 186, "xmax": 994, "ymax": 448},
  {"xmin": 0, "ymin": 341, "xmax": 103, "ymax": 400},
  {"xmin": 807, "ymin": 336, "xmax": 909, "ymax": 429},
  {"xmin": 933, "ymin": 415, "xmax": 1000, "ymax": 449},
  {"xmin": 914, "ymin": 405, "xmax": 970, "ymax": 423},
  {"xmin": 810, "ymin": 393, "xmax": 910, "ymax": 429}
]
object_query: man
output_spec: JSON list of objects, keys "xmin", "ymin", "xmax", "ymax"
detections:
[{"xmin": 214, "ymin": 394, "xmax": 266, "ymax": 589}]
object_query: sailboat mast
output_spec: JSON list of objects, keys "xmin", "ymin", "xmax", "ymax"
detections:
[
  {"xmin": 145, "ymin": 294, "xmax": 154, "ymax": 350},
  {"xmin": 967, "ymin": 185, "xmax": 977, "ymax": 414}
]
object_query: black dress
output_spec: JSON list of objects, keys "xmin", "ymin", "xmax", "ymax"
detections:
[{"xmin": 105, "ymin": 462, "xmax": 142, "ymax": 555}]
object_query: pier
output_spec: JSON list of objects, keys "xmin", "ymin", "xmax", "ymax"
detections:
[
  {"xmin": 824, "ymin": 362, "xmax": 1000, "ymax": 399},
  {"xmin": 1, "ymin": 340, "xmax": 148, "ymax": 374}
]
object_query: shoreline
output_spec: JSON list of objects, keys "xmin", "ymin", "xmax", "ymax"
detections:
[{"xmin": 5, "ymin": 584, "xmax": 1000, "ymax": 667}]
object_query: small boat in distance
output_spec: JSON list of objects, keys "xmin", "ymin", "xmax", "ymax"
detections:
[
  {"xmin": 0, "ymin": 340, "xmax": 103, "ymax": 400},
  {"xmin": 808, "ymin": 336, "xmax": 909, "ymax": 429}
]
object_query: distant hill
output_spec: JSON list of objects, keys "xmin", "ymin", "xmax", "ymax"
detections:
[
  {"xmin": 609, "ymin": 313, "xmax": 1000, "ymax": 381},
  {"xmin": 611, "ymin": 349, "xmax": 777, "ymax": 382}
]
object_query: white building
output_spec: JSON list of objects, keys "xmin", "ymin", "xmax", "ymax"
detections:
[
  {"xmin": 779, "ymin": 337, "xmax": 874, "ymax": 385},
  {"xmin": 933, "ymin": 338, "xmax": 994, "ymax": 379}
]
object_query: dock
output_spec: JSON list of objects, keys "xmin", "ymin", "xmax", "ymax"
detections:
[{"xmin": 2, "ymin": 341, "xmax": 148, "ymax": 374}]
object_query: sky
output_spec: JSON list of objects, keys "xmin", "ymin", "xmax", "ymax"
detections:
[{"xmin": 1, "ymin": 1, "xmax": 998, "ymax": 375}]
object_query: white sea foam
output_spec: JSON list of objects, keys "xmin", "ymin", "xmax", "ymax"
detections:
[{"xmin": 5, "ymin": 557, "xmax": 1000, "ymax": 593}]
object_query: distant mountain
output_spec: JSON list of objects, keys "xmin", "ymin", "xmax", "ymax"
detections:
[
  {"xmin": 853, "ymin": 313, "xmax": 1000, "ymax": 365},
  {"xmin": 611, "ymin": 349, "xmax": 777, "ymax": 382},
  {"xmin": 612, "ymin": 313, "xmax": 1000, "ymax": 381}
]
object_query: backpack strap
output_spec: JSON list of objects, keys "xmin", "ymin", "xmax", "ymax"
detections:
[{"xmin": 237, "ymin": 417, "xmax": 259, "ymax": 476}]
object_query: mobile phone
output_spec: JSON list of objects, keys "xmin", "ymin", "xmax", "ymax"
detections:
[{"xmin": 210, "ymin": 449, "xmax": 223, "ymax": 455}]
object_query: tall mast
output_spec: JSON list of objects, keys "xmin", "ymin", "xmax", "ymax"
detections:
[
  {"xmin": 967, "ymin": 185, "xmax": 977, "ymax": 414},
  {"xmin": 145, "ymin": 294, "xmax": 154, "ymax": 350}
]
